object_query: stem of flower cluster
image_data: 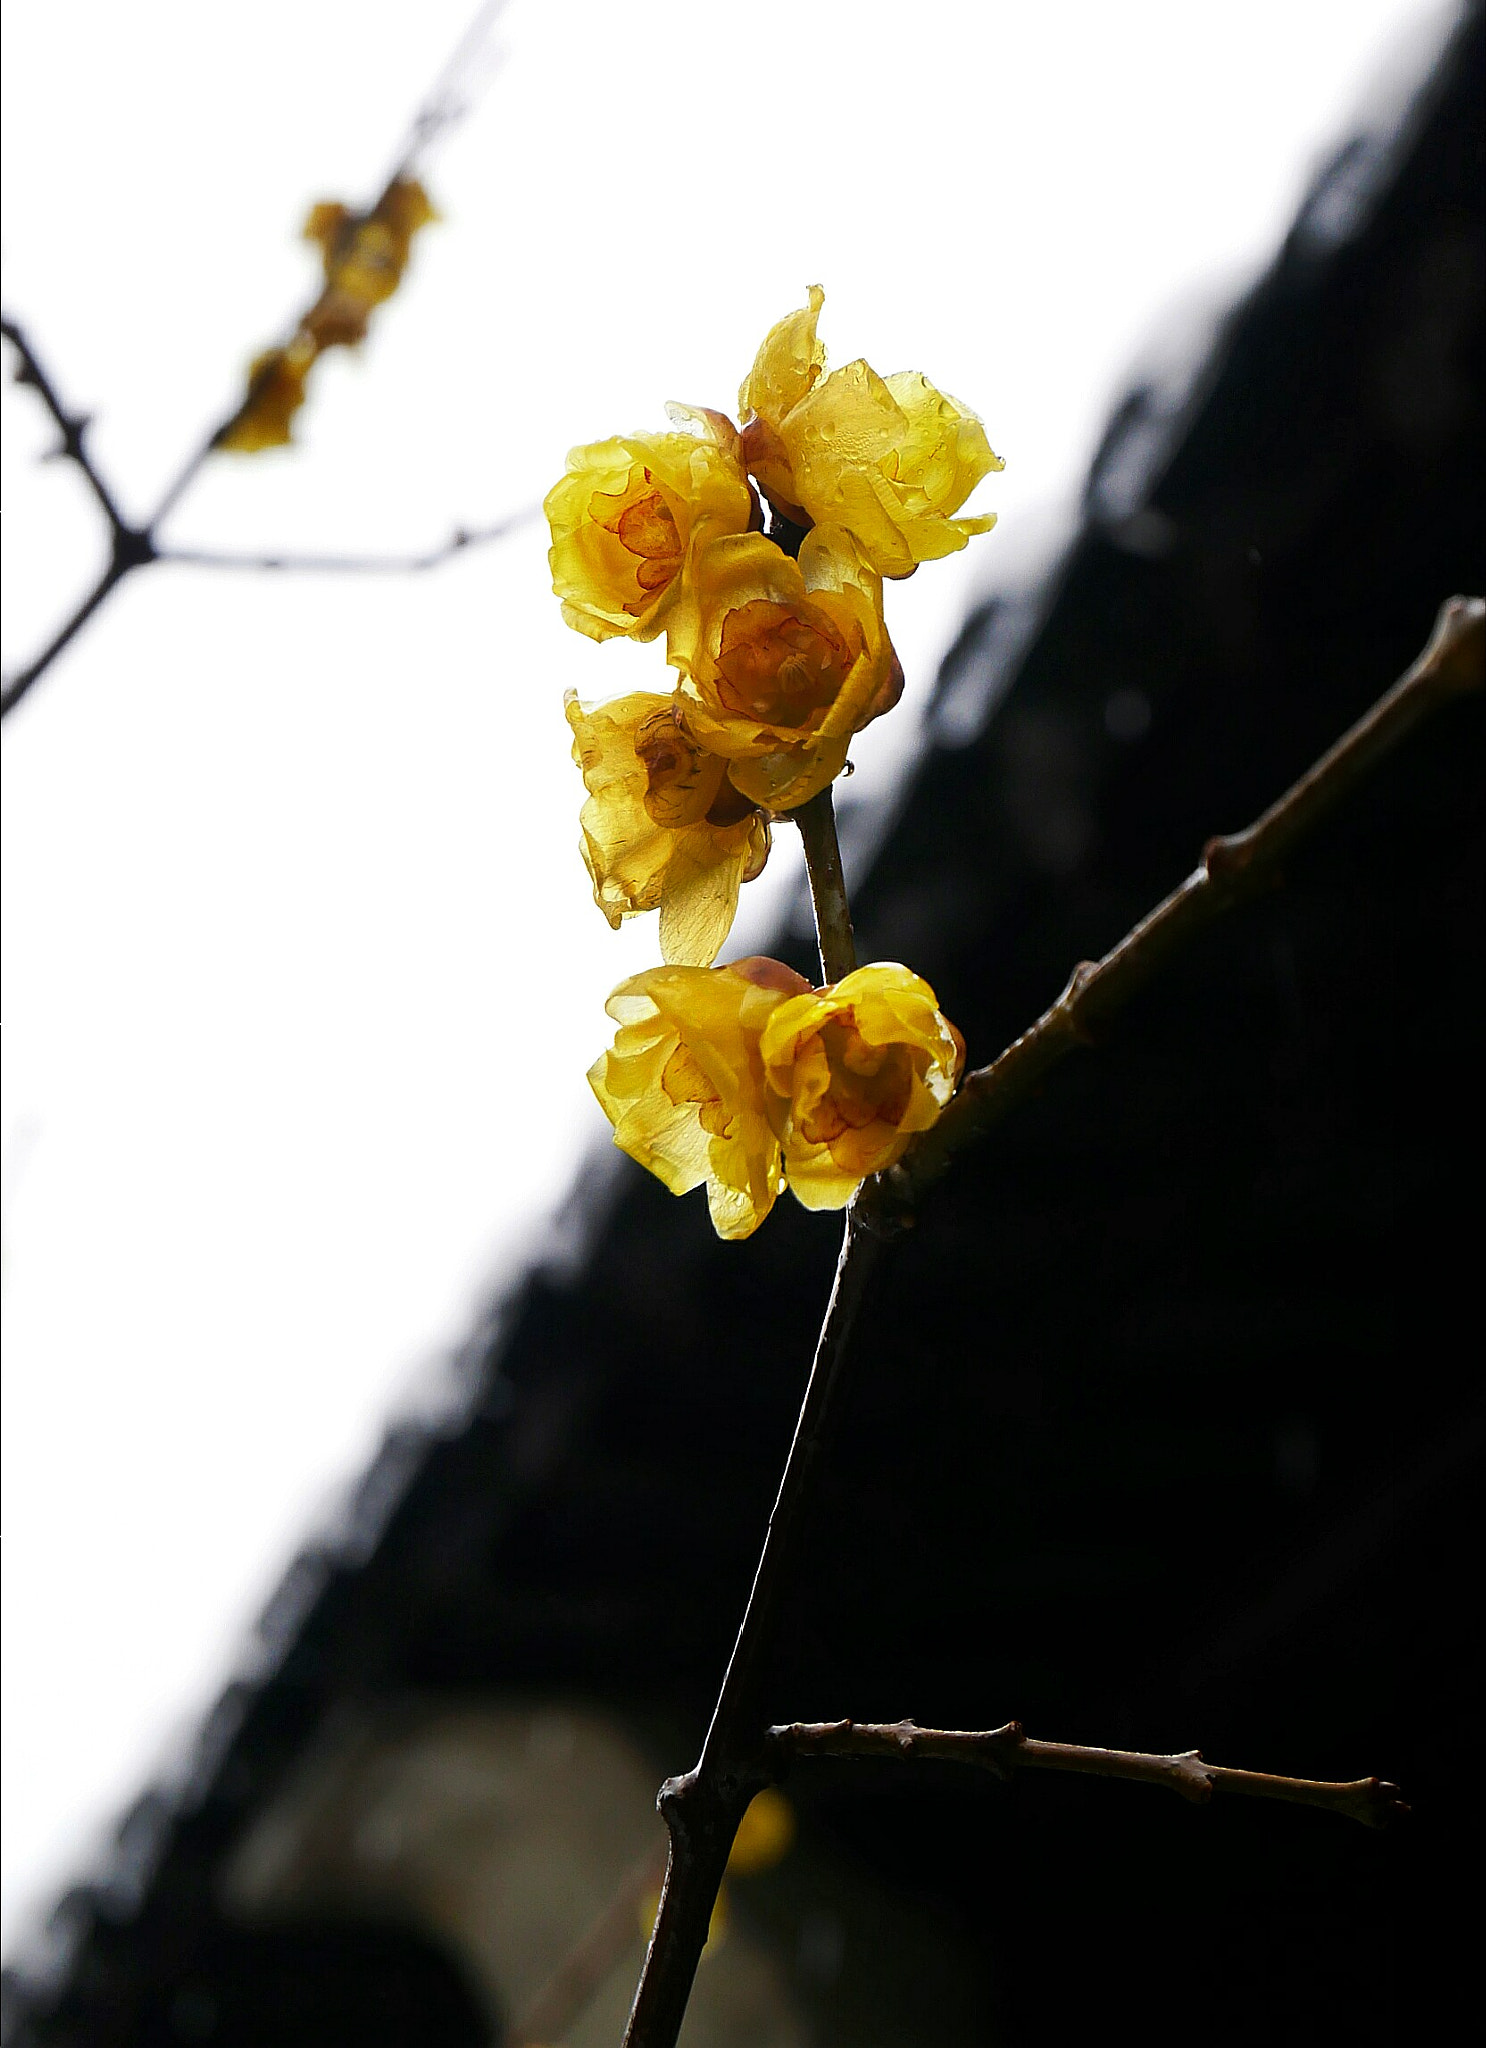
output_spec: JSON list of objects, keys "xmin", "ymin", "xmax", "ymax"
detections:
[{"xmin": 794, "ymin": 785, "xmax": 858, "ymax": 984}]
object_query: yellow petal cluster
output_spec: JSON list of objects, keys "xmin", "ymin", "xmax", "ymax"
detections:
[
  {"xmin": 546, "ymin": 423, "xmax": 757, "ymax": 644},
  {"xmin": 738, "ymin": 286, "xmax": 1003, "ymax": 577},
  {"xmin": 590, "ymin": 959, "xmax": 963, "ymax": 1234},
  {"xmin": 668, "ymin": 526, "xmax": 901, "ymax": 810},
  {"xmin": 566, "ymin": 690, "xmax": 770, "ymax": 967},
  {"xmin": 548, "ymin": 290, "xmax": 998, "ymax": 962},
  {"xmin": 762, "ymin": 964, "xmax": 966, "ymax": 1209},
  {"xmin": 219, "ymin": 179, "xmax": 436, "ymax": 453},
  {"xmin": 589, "ymin": 958, "xmax": 811, "ymax": 1240}
]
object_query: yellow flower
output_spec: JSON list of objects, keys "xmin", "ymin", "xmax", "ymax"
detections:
[
  {"xmin": 566, "ymin": 690, "xmax": 770, "ymax": 966},
  {"xmin": 668, "ymin": 526, "xmax": 902, "ymax": 811},
  {"xmin": 760, "ymin": 963, "xmax": 965, "ymax": 1208},
  {"xmin": 738, "ymin": 286, "xmax": 1003, "ymax": 578},
  {"xmin": 546, "ymin": 420, "xmax": 757, "ymax": 644},
  {"xmin": 589, "ymin": 958, "xmax": 810, "ymax": 1240},
  {"xmin": 217, "ymin": 337, "xmax": 317, "ymax": 452},
  {"xmin": 219, "ymin": 180, "xmax": 436, "ymax": 452},
  {"xmin": 302, "ymin": 178, "xmax": 438, "ymax": 348}
]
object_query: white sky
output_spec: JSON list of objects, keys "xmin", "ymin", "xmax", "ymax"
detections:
[{"xmin": 1, "ymin": 0, "xmax": 1457, "ymax": 1958}]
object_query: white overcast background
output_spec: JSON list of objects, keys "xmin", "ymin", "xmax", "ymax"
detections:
[{"xmin": 1, "ymin": 0, "xmax": 1457, "ymax": 1956}]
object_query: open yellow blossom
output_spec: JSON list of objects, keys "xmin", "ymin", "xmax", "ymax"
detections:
[
  {"xmin": 668, "ymin": 526, "xmax": 902, "ymax": 811},
  {"xmin": 547, "ymin": 421, "xmax": 757, "ymax": 644},
  {"xmin": 761, "ymin": 964, "xmax": 966, "ymax": 1208},
  {"xmin": 738, "ymin": 286, "xmax": 1003, "ymax": 578},
  {"xmin": 589, "ymin": 958, "xmax": 810, "ymax": 1240},
  {"xmin": 566, "ymin": 690, "xmax": 770, "ymax": 966}
]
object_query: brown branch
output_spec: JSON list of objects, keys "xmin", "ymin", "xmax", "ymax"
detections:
[
  {"xmin": 884, "ymin": 594, "xmax": 1485, "ymax": 1213},
  {"xmin": 621, "ymin": 603, "xmax": 1475, "ymax": 2045},
  {"xmin": 768, "ymin": 1719, "xmax": 1406, "ymax": 1830}
]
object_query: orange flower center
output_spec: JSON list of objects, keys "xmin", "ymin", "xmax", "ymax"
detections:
[
  {"xmin": 714, "ymin": 600, "xmax": 852, "ymax": 729},
  {"xmin": 634, "ymin": 706, "xmax": 724, "ymax": 829},
  {"xmin": 661, "ymin": 1041, "xmax": 734, "ymax": 1139},
  {"xmin": 798, "ymin": 1018, "xmax": 914, "ymax": 1145},
  {"xmin": 606, "ymin": 478, "xmax": 683, "ymax": 604}
]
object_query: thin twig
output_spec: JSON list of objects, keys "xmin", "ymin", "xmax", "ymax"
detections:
[
  {"xmin": 620, "ymin": 606, "xmax": 1476, "ymax": 2045},
  {"xmin": 0, "ymin": 315, "xmax": 143, "ymax": 542},
  {"xmin": 793, "ymin": 784, "xmax": 858, "ymax": 984},
  {"xmin": 884, "ymin": 594, "xmax": 1485, "ymax": 1214},
  {"xmin": 768, "ymin": 1719, "xmax": 1407, "ymax": 1830},
  {"xmin": 158, "ymin": 510, "xmax": 538, "ymax": 576}
]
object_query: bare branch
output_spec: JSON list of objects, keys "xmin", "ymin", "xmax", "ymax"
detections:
[
  {"xmin": 884, "ymin": 594, "xmax": 1486, "ymax": 1214},
  {"xmin": 768, "ymin": 1719, "xmax": 1407, "ymax": 1830},
  {"xmin": 158, "ymin": 509, "xmax": 538, "ymax": 576},
  {"xmin": 1, "ymin": 314, "xmax": 144, "ymax": 545},
  {"xmin": 622, "ymin": 605, "xmax": 1473, "ymax": 2044}
]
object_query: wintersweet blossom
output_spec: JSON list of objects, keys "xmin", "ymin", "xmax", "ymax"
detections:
[
  {"xmin": 546, "ymin": 421, "xmax": 757, "ymax": 644},
  {"xmin": 667, "ymin": 526, "xmax": 902, "ymax": 811},
  {"xmin": 589, "ymin": 958, "xmax": 810, "ymax": 1240},
  {"xmin": 566, "ymin": 690, "xmax": 770, "ymax": 966},
  {"xmin": 301, "ymin": 179, "xmax": 438, "ymax": 349},
  {"xmin": 761, "ymin": 964, "xmax": 966, "ymax": 1209},
  {"xmin": 738, "ymin": 286, "xmax": 1003, "ymax": 578}
]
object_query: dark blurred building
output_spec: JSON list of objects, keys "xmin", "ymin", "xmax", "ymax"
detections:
[{"xmin": 5, "ymin": 8, "xmax": 1483, "ymax": 2043}]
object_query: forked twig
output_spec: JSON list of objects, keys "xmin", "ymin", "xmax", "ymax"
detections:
[
  {"xmin": 622, "ymin": 598, "xmax": 1481, "ymax": 2046},
  {"xmin": 1, "ymin": 2, "xmax": 516, "ymax": 720}
]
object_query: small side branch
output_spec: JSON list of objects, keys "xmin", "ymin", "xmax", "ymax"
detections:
[
  {"xmin": 157, "ymin": 508, "xmax": 537, "ymax": 576},
  {"xmin": 2, "ymin": 315, "xmax": 142, "ymax": 544},
  {"xmin": 885, "ymin": 594, "xmax": 1485, "ymax": 1211},
  {"xmin": 768, "ymin": 1719, "xmax": 1407, "ymax": 1830}
]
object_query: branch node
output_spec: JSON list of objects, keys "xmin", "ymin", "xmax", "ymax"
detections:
[
  {"xmin": 1055, "ymin": 960, "xmax": 1101, "ymax": 1042},
  {"xmin": 112, "ymin": 527, "xmax": 158, "ymax": 575}
]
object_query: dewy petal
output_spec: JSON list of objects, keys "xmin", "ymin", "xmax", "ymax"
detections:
[
  {"xmin": 760, "ymin": 963, "xmax": 966, "ymax": 1207},
  {"xmin": 546, "ymin": 425, "xmax": 755, "ymax": 643},
  {"xmin": 566, "ymin": 690, "xmax": 770, "ymax": 964},
  {"xmin": 782, "ymin": 363, "xmax": 1003, "ymax": 577},
  {"xmin": 589, "ymin": 962, "xmax": 804, "ymax": 1239},
  {"xmin": 738, "ymin": 285, "xmax": 827, "ymax": 433}
]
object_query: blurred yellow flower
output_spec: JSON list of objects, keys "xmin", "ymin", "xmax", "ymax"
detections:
[
  {"xmin": 727, "ymin": 1788, "xmax": 796, "ymax": 1876},
  {"xmin": 668, "ymin": 526, "xmax": 902, "ymax": 811},
  {"xmin": 217, "ymin": 337, "xmax": 317, "ymax": 452},
  {"xmin": 589, "ymin": 959, "xmax": 809, "ymax": 1240},
  {"xmin": 302, "ymin": 178, "xmax": 438, "ymax": 348},
  {"xmin": 546, "ymin": 421, "xmax": 756, "ymax": 644},
  {"xmin": 219, "ymin": 180, "xmax": 436, "ymax": 452},
  {"xmin": 566, "ymin": 690, "xmax": 770, "ymax": 966},
  {"xmin": 761, "ymin": 963, "xmax": 965, "ymax": 1208},
  {"xmin": 739, "ymin": 285, "xmax": 1003, "ymax": 577}
]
